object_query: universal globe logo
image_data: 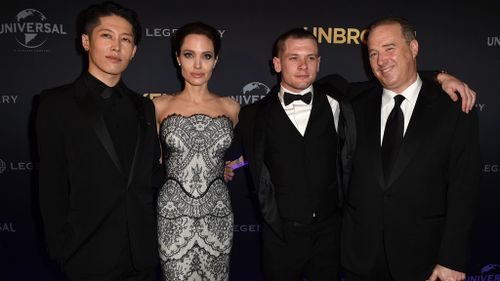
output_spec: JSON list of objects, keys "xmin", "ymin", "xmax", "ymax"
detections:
[
  {"xmin": 0, "ymin": 9, "xmax": 67, "ymax": 49},
  {"xmin": 0, "ymin": 158, "xmax": 6, "ymax": 174},
  {"xmin": 231, "ymin": 82, "xmax": 270, "ymax": 105},
  {"xmin": 15, "ymin": 9, "xmax": 48, "ymax": 48},
  {"xmin": 466, "ymin": 264, "xmax": 500, "ymax": 280}
]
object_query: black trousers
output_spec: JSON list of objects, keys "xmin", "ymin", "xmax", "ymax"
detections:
[
  {"xmin": 66, "ymin": 242, "xmax": 156, "ymax": 281},
  {"xmin": 262, "ymin": 213, "xmax": 341, "ymax": 281},
  {"xmin": 343, "ymin": 234, "xmax": 395, "ymax": 281}
]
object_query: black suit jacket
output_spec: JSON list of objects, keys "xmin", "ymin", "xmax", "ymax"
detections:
[
  {"xmin": 341, "ymin": 78, "xmax": 480, "ymax": 280},
  {"xmin": 235, "ymin": 77, "xmax": 356, "ymax": 240},
  {"xmin": 36, "ymin": 75, "xmax": 161, "ymax": 274}
]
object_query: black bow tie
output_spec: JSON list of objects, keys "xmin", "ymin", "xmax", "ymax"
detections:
[{"xmin": 283, "ymin": 92, "xmax": 312, "ymax": 106}]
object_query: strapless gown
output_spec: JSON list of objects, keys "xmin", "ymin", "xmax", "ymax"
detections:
[{"xmin": 157, "ymin": 114, "xmax": 233, "ymax": 281}]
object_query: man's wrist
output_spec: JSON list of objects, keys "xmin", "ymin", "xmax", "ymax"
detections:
[{"xmin": 434, "ymin": 70, "xmax": 447, "ymax": 84}]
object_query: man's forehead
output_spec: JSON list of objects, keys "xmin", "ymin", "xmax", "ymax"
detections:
[
  {"xmin": 283, "ymin": 38, "xmax": 318, "ymax": 51},
  {"xmin": 284, "ymin": 37, "xmax": 317, "ymax": 45},
  {"xmin": 368, "ymin": 24, "xmax": 401, "ymax": 39},
  {"xmin": 368, "ymin": 28, "xmax": 404, "ymax": 47},
  {"xmin": 93, "ymin": 15, "xmax": 133, "ymax": 32}
]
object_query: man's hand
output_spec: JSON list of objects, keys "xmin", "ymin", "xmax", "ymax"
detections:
[
  {"xmin": 224, "ymin": 156, "xmax": 245, "ymax": 182},
  {"xmin": 437, "ymin": 72, "xmax": 477, "ymax": 113},
  {"xmin": 224, "ymin": 161, "xmax": 235, "ymax": 182},
  {"xmin": 427, "ymin": 264, "xmax": 466, "ymax": 281}
]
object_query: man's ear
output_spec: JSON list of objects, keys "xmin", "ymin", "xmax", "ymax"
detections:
[
  {"xmin": 272, "ymin": 57, "xmax": 282, "ymax": 73},
  {"xmin": 131, "ymin": 45, "xmax": 137, "ymax": 60},
  {"xmin": 81, "ymin": 34, "xmax": 89, "ymax": 51},
  {"xmin": 410, "ymin": 39, "xmax": 419, "ymax": 58}
]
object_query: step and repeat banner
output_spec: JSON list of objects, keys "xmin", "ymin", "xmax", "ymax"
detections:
[{"xmin": 1, "ymin": 0, "xmax": 499, "ymax": 280}]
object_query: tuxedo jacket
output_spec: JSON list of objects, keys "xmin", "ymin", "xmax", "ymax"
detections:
[
  {"xmin": 341, "ymin": 78, "xmax": 480, "ymax": 280},
  {"xmin": 235, "ymin": 76, "xmax": 356, "ymax": 240},
  {"xmin": 36, "ymin": 75, "xmax": 161, "ymax": 275}
]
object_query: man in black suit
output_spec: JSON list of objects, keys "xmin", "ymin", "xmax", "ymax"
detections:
[
  {"xmin": 341, "ymin": 17, "xmax": 480, "ymax": 281},
  {"xmin": 235, "ymin": 28, "xmax": 351, "ymax": 281},
  {"xmin": 36, "ymin": 2, "xmax": 161, "ymax": 280},
  {"xmin": 233, "ymin": 27, "xmax": 476, "ymax": 281}
]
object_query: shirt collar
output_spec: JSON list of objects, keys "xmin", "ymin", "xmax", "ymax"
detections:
[
  {"xmin": 84, "ymin": 72, "xmax": 124, "ymax": 100},
  {"xmin": 382, "ymin": 74, "xmax": 422, "ymax": 106}
]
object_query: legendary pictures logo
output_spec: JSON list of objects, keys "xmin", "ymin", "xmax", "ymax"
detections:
[
  {"xmin": 145, "ymin": 26, "xmax": 227, "ymax": 38},
  {"xmin": 0, "ymin": 8, "xmax": 67, "ymax": 49},
  {"xmin": 145, "ymin": 27, "xmax": 178, "ymax": 37},
  {"xmin": 0, "ymin": 157, "xmax": 37, "ymax": 174},
  {"xmin": 467, "ymin": 264, "xmax": 500, "ymax": 280},
  {"xmin": 231, "ymin": 82, "xmax": 270, "ymax": 105},
  {"xmin": 233, "ymin": 224, "xmax": 260, "ymax": 233},
  {"xmin": 483, "ymin": 164, "xmax": 499, "ymax": 173},
  {"xmin": 0, "ymin": 159, "xmax": 6, "ymax": 174}
]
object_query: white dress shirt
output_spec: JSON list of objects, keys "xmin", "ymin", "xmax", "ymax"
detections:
[
  {"xmin": 278, "ymin": 85, "xmax": 340, "ymax": 136},
  {"xmin": 380, "ymin": 75, "xmax": 423, "ymax": 144}
]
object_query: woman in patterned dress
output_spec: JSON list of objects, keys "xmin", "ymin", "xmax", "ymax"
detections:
[{"xmin": 152, "ymin": 22, "xmax": 240, "ymax": 281}]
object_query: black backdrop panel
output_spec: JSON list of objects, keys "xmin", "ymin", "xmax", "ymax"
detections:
[{"xmin": 1, "ymin": 1, "xmax": 499, "ymax": 280}]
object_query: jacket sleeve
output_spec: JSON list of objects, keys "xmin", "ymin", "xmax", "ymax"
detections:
[
  {"xmin": 338, "ymin": 101, "xmax": 356, "ymax": 200},
  {"xmin": 316, "ymin": 73, "xmax": 349, "ymax": 100},
  {"xmin": 438, "ymin": 105, "xmax": 480, "ymax": 271},
  {"xmin": 36, "ymin": 91, "xmax": 71, "ymax": 262},
  {"xmin": 147, "ymin": 99, "xmax": 165, "ymax": 189}
]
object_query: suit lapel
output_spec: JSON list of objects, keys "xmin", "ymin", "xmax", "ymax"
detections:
[
  {"xmin": 385, "ymin": 81, "xmax": 437, "ymax": 189},
  {"xmin": 75, "ymin": 77, "xmax": 123, "ymax": 175},
  {"xmin": 303, "ymin": 86, "xmax": 321, "ymax": 137},
  {"xmin": 252, "ymin": 92, "xmax": 276, "ymax": 183},
  {"xmin": 252, "ymin": 91, "xmax": 285, "ymax": 240},
  {"xmin": 363, "ymin": 90, "xmax": 385, "ymax": 189},
  {"xmin": 125, "ymin": 89, "xmax": 147, "ymax": 188}
]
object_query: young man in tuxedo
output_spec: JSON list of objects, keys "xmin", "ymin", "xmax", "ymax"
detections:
[
  {"xmin": 36, "ymin": 2, "xmax": 161, "ymax": 280},
  {"xmin": 341, "ymin": 17, "xmax": 480, "ymax": 281},
  {"xmin": 233, "ymin": 27, "xmax": 475, "ymax": 281}
]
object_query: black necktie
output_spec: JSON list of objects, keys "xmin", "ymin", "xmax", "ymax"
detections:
[
  {"xmin": 382, "ymin": 95, "xmax": 405, "ymax": 181},
  {"xmin": 283, "ymin": 92, "xmax": 312, "ymax": 106}
]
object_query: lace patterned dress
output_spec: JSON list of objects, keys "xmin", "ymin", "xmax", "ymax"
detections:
[{"xmin": 157, "ymin": 114, "xmax": 233, "ymax": 281}]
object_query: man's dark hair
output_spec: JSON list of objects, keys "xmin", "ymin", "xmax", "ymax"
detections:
[
  {"xmin": 77, "ymin": 1, "xmax": 142, "ymax": 45},
  {"xmin": 272, "ymin": 28, "xmax": 318, "ymax": 57},
  {"xmin": 369, "ymin": 17, "xmax": 416, "ymax": 43},
  {"xmin": 172, "ymin": 22, "xmax": 221, "ymax": 57}
]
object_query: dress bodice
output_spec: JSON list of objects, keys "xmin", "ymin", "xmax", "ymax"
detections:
[{"xmin": 160, "ymin": 113, "xmax": 233, "ymax": 197}]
